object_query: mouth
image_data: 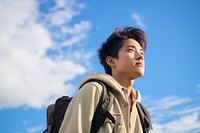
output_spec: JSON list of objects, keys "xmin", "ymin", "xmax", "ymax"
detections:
[{"xmin": 135, "ymin": 62, "xmax": 144, "ymax": 67}]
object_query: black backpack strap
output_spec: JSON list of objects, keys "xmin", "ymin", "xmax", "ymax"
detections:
[
  {"xmin": 82, "ymin": 79, "xmax": 115, "ymax": 133},
  {"xmin": 136, "ymin": 102, "xmax": 153, "ymax": 133}
]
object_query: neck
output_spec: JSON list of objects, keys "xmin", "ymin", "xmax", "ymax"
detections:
[{"xmin": 112, "ymin": 73, "xmax": 135, "ymax": 96}]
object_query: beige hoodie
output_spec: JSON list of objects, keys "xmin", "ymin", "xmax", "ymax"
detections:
[{"xmin": 59, "ymin": 72, "xmax": 143, "ymax": 133}]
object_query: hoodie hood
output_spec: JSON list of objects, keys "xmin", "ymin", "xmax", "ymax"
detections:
[
  {"xmin": 78, "ymin": 72, "xmax": 122, "ymax": 90},
  {"xmin": 78, "ymin": 72, "xmax": 141, "ymax": 102}
]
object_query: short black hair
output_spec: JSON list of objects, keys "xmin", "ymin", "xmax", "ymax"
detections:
[{"xmin": 98, "ymin": 26, "xmax": 147, "ymax": 75}]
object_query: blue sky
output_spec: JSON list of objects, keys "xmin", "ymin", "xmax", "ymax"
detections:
[{"xmin": 0, "ymin": 0, "xmax": 200, "ymax": 133}]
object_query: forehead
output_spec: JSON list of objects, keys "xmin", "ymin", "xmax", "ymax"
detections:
[{"xmin": 123, "ymin": 38, "xmax": 142, "ymax": 49}]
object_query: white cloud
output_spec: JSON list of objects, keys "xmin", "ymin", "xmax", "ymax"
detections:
[
  {"xmin": 26, "ymin": 125, "xmax": 44, "ymax": 133},
  {"xmin": 44, "ymin": 0, "xmax": 85, "ymax": 26},
  {"xmin": 148, "ymin": 96, "xmax": 191, "ymax": 111},
  {"xmin": 152, "ymin": 113, "xmax": 200, "ymax": 133},
  {"xmin": 0, "ymin": 0, "xmax": 92, "ymax": 109},
  {"xmin": 59, "ymin": 21, "xmax": 91, "ymax": 47},
  {"xmin": 144, "ymin": 96, "xmax": 200, "ymax": 133},
  {"xmin": 132, "ymin": 13, "xmax": 146, "ymax": 29}
]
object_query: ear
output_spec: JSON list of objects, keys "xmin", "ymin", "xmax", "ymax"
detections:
[{"xmin": 106, "ymin": 56, "xmax": 116, "ymax": 67}]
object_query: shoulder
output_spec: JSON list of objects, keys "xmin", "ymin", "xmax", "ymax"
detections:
[
  {"xmin": 77, "ymin": 81, "xmax": 104, "ymax": 101},
  {"xmin": 80, "ymin": 81, "xmax": 104, "ymax": 91}
]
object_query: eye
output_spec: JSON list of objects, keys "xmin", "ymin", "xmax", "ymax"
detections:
[
  {"xmin": 140, "ymin": 50, "xmax": 144, "ymax": 55},
  {"xmin": 140, "ymin": 49, "xmax": 144, "ymax": 55},
  {"xmin": 127, "ymin": 48, "xmax": 135, "ymax": 52}
]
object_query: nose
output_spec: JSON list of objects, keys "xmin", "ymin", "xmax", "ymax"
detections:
[{"xmin": 136, "ymin": 51, "xmax": 144, "ymax": 60}]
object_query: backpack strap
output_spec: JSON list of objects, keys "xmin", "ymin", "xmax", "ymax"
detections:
[
  {"xmin": 82, "ymin": 79, "xmax": 115, "ymax": 133},
  {"xmin": 136, "ymin": 102, "xmax": 153, "ymax": 133}
]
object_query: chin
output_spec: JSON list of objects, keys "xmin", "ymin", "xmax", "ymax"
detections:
[
  {"xmin": 134, "ymin": 71, "xmax": 145, "ymax": 79},
  {"xmin": 130, "ymin": 72, "xmax": 144, "ymax": 80},
  {"xmin": 137, "ymin": 72, "xmax": 144, "ymax": 78},
  {"xmin": 137, "ymin": 68, "xmax": 145, "ymax": 77}
]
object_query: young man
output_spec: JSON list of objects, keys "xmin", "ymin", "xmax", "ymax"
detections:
[{"xmin": 59, "ymin": 27, "xmax": 151, "ymax": 133}]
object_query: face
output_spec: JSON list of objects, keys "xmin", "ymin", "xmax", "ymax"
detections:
[{"xmin": 111, "ymin": 38, "xmax": 145, "ymax": 79}]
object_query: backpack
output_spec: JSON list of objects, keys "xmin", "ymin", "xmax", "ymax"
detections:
[
  {"xmin": 42, "ymin": 79, "xmax": 115, "ymax": 133},
  {"xmin": 42, "ymin": 79, "xmax": 152, "ymax": 133}
]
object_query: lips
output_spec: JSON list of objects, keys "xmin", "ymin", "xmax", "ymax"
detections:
[{"xmin": 135, "ymin": 62, "xmax": 144, "ymax": 67}]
